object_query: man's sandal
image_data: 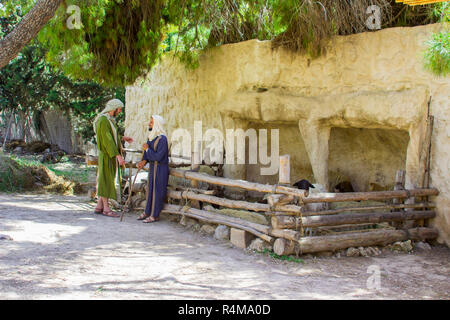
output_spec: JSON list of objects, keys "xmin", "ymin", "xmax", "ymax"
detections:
[
  {"xmin": 102, "ymin": 210, "xmax": 120, "ymax": 218},
  {"xmin": 94, "ymin": 208, "xmax": 103, "ymax": 214},
  {"xmin": 137, "ymin": 213, "xmax": 150, "ymax": 220},
  {"xmin": 143, "ymin": 216, "xmax": 159, "ymax": 223}
]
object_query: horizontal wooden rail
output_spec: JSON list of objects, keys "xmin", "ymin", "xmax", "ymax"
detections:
[
  {"xmin": 170, "ymin": 168, "xmax": 308, "ymax": 198},
  {"xmin": 162, "ymin": 204, "xmax": 304, "ymax": 243},
  {"xmin": 162, "ymin": 204, "xmax": 273, "ymax": 243},
  {"xmin": 302, "ymin": 189, "xmax": 439, "ymax": 203},
  {"xmin": 167, "ymin": 189, "xmax": 302, "ymax": 214},
  {"xmin": 300, "ymin": 202, "xmax": 435, "ymax": 216},
  {"xmin": 273, "ymin": 227, "xmax": 439, "ymax": 255},
  {"xmin": 272, "ymin": 210, "xmax": 436, "ymax": 229}
]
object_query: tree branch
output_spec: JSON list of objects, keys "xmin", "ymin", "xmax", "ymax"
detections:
[{"xmin": 0, "ymin": 0, "xmax": 63, "ymax": 69}]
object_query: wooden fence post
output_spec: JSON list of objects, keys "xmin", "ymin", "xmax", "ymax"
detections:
[
  {"xmin": 279, "ymin": 154, "xmax": 290, "ymax": 186},
  {"xmin": 190, "ymin": 141, "xmax": 202, "ymax": 209},
  {"xmin": 392, "ymin": 170, "xmax": 406, "ymax": 229},
  {"xmin": 419, "ymin": 114, "xmax": 434, "ymax": 227}
]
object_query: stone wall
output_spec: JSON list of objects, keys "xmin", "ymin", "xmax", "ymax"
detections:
[{"xmin": 125, "ymin": 24, "xmax": 450, "ymax": 246}]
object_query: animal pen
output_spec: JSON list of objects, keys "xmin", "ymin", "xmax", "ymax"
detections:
[{"xmin": 112, "ymin": 145, "xmax": 439, "ymax": 257}]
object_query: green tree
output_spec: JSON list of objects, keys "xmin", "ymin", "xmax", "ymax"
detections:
[
  {"xmin": 424, "ymin": 2, "xmax": 449, "ymax": 77},
  {"xmin": 1, "ymin": 0, "xmax": 444, "ymax": 86},
  {"xmin": 0, "ymin": 13, "xmax": 124, "ymax": 143}
]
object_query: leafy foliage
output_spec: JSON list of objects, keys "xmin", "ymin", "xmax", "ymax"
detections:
[
  {"xmin": 0, "ymin": 12, "xmax": 124, "ymax": 143},
  {"xmin": 424, "ymin": 2, "xmax": 449, "ymax": 76},
  {"xmin": 0, "ymin": 0, "xmax": 444, "ymax": 86},
  {"xmin": 37, "ymin": 0, "xmax": 166, "ymax": 87},
  {"xmin": 261, "ymin": 249, "xmax": 304, "ymax": 263},
  {"xmin": 424, "ymin": 30, "xmax": 449, "ymax": 76}
]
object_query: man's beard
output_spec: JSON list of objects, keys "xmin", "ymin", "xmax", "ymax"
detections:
[{"xmin": 148, "ymin": 127, "xmax": 153, "ymax": 131}]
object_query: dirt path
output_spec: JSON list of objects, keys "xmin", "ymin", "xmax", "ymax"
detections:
[{"xmin": 0, "ymin": 193, "xmax": 449, "ymax": 300}]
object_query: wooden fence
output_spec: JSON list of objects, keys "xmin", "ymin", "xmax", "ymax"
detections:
[
  {"xmin": 99, "ymin": 146, "xmax": 439, "ymax": 256},
  {"xmin": 162, "ymin": 165, "xmax": 438, "ymax": 256}
]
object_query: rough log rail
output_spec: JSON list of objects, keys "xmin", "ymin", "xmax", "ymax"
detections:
[
  {"xmin": 271, "ymin": 210, "xmax": 436, "ymax": 229},
  {"xmin": 302, "ymin": 189, "xmax": 439, "ymax": 203},
  {"xmin": 299, "ymin": 202, "xmax": 435, "ymax": 217},
  {"xmin": 167, "ymin": 189, "xmax": 302, "ymax": 214},
  {"xmin": 169, "ymin": 168, "xmax": 308, "ymax": 198},
  {"xmin": 273, "ymin": 227, "xmax": 439, "ymax": 255},
  {"xmin": 162, "ymin": 203, "xmax": 274, "ymax": 243},
  {"xmin": 162, "ymin": 204, "xmax": 303, "ymax": 243}
]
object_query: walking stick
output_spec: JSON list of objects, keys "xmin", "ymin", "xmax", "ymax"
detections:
[{"xmin": 120, "ymin": 150, "xmax": 145, "ymax": 222}]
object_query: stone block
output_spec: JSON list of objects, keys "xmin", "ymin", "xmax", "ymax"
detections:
[{"xmin": 230, "ymin": 228, "xmax": 255, "ymax": 249}]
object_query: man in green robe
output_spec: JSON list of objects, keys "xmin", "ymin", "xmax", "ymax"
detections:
[{"xmin": 93, "ymin": 99, "xmax": 133, "ymax": 217}]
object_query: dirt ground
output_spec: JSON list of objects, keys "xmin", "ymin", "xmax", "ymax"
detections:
[{"xmin": 0, "ymin": 193, "xmax": 449, "ymax": 300}]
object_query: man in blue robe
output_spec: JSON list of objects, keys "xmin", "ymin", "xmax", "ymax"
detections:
[{"xmin": 137, "ymin": 115, "xmax": 169, "ymax": 223}]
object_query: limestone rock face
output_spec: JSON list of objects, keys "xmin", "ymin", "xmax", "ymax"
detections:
[{"xmin": 125, "ymin": 24, "xmax": 450, "ymax": 246}]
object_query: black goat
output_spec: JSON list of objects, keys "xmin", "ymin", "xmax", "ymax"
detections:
[{"xmin": 293, "ymin": 179, "xmax": 315, "ymax": 191}]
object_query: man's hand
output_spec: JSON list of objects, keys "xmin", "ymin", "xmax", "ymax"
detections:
[
  {"xmin": 142, "ymin": 143, "xmax": 149, "ymax": 151},
  {"xmin": 122, "ymin": 136, "xmax": 134, "ymax": 143},
  {"xmin": 116, "ymin": 155, "xmax": 126, "ymax": 166},
  {"xmin": 137, "ymin": 160, "xmax": 147, "ymax": 170}
]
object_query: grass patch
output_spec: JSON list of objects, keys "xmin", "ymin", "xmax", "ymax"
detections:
[
  {"xmin": 0, "ymin": 152, "xmax": 94, "ymax": 194},
  {"xmin": 46, "ymin": 165, "xmax": 92, "ymax": 184},
  {"xmin": 0, "ymin": 153, "xmax": 35, "ymax": 192},
  {"xmin": 8, "ymin": 153, "xmax": 94, "ymax": 184},
  {"xmin": 262, "ymin": 248, "xmax": 304, "ymax": 264}
]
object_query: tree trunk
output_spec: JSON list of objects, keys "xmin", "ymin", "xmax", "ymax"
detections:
[
  {"xmin": 0, "ymin": 0, "xmax": 63, "ymax": 69},
  {"xmin": 2, "ymin": 112, "xmax": 14, "ymax": 147}
]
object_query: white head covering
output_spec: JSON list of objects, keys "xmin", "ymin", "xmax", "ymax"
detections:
[
  {"xmin": 148, "ymin": 114, "xmax": 166, "ymax": 142},
  {"xmin": 102, "ymin": 98, "xmax": 124, "ymax": 114},
  {"xmin": 93, "ymin": 98, "xmax": 124, "ymax": 144}
]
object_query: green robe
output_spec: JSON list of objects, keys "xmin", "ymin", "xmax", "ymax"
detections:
[{"xmin": 96, "ymin": 115, "xmax": 121, "ymax": 200}]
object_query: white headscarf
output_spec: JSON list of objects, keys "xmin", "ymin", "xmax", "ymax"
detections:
[
  {"xmin": 148, "ymin": 114, "xmax": 166, "ymax": 142},
  {"xmin": 93, "ymin": 99, "xmax": 124, "ymax": 145}
]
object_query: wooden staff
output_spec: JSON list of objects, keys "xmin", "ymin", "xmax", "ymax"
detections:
[{"xmin": 120, "ymin": 150, "xmax": 145, "ymax": 222}]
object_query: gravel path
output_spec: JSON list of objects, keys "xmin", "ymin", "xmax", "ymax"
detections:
[{"xmin": 0, "ymin": 193, "xmax": 449, "ymax": 300}]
